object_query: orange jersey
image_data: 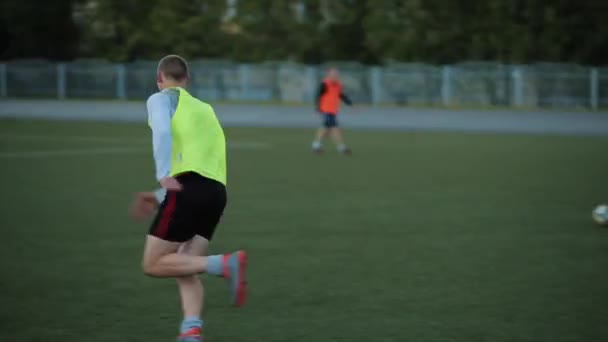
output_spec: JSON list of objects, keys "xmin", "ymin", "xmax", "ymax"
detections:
[
  {"xmin": 317, "ymin": 79, "xmax": 352, "ymax": 115},
  {"xmin": 319, "ymin": 79, "xmax": 342, "ymax": 114}
]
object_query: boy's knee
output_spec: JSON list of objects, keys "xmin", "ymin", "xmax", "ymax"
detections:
[{"xmin": 142, "ymin": 259, "xmax": 159, "ymax": 277}]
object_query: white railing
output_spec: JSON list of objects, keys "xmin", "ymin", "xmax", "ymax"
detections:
[{"xmin": 0, "ymin": 60, "xmax": 605, "ymax": 110}]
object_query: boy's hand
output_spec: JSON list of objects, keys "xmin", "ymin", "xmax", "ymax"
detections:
[{"xmin": 130, "ymin": 192, "xmax": 159, "ymax": 221}]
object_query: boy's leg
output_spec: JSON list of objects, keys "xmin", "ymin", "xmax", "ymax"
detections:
[
  {"xmin": 329, "ymin": 127, "xmax": 351, "ymax": 154},
  {"xmin": 192, "ymin": 178, "xmax": 248, "ymax": 308},
  {"xmin": 177, "ymin": 236, "xmax": 208, "ymax": 319},
  {"xmin": 329, "ymin": 127, "xmax": 344, "ymax": 146},
  {"xmin": 142, "ymin": 236, "xmax": 236, "ymax": 279},
  {"xmin": 312, "ymin": 114, "xmax": 331, "ymax": 152},
  {"xmin": 312, "ymin": 127, "xmax": 328, "ymax": 151},
  {"xmin": 142, "ymin": 235, "xmax": 211, "ymax": 277},
  {"xmin": 176, "ymin": 236, "xmax": 208, "ymax": 341}
]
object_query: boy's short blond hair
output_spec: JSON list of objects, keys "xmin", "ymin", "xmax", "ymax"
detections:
[{"xmin": 157, "ymin": 55, "xmax": 189, "ymax": 81}]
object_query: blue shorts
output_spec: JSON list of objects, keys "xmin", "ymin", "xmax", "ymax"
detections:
[{"xmin": 321, "ymin": 113, "xmax": 338, "ymax": 128}]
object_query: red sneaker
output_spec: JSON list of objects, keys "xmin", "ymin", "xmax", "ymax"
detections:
[
  {"xmin": 227, "ymin": 250, "xmax": 248, "ymax": 307},
  {"xmin": 177, "ymin": 327, "xmax": 202, "ymax": 342}
]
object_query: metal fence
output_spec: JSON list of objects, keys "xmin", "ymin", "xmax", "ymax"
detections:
[{"xmin": 1, "ymin": 59, "xmax": 606, "ymax": 109}]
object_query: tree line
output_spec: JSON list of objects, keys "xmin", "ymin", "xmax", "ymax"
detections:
[{"xmin": 1, "ymin": 0, "xmax": 607, "ymax": 65}]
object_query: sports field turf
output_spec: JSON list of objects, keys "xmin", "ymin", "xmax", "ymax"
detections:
[{"xmin": 1, "ymin": 118, "xmax": 607, "ymax": 342}]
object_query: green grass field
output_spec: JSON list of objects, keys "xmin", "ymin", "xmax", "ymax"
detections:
[{"xmin": 1, "ymin": 118, "xmax": 607, "ymax": 342}]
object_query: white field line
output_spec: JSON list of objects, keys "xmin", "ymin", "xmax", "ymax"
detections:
[
  {"xmin": 0, "ymin": 147, "xmax": 146, "ymax": 158},
  {"xmin": 228, "ymin": 141, "xmax": 270, "ymax": 149},
  {"xmin": 0, "ymin": 134, "xmax": 270, "ymax": 159},
  {"xmin": 0, "ymin": 133, "xmax": 145, "ymax": 143}
]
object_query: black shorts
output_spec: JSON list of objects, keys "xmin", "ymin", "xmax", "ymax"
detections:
[
  {"xmin": 149, "ymin": 172, "xmax": 227, "ymax": 242},
  {"xmin": 321, "ymin": 113, "xmax": 338, "ymax": 128}
]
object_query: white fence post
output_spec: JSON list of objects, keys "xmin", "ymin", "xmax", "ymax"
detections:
[
  {"xmin": 511, "ymin": 66, "xmax": 523, "ymax": 107},
  {"xmin": 0, "ymin": 63, "xmax": 6, "ymax": 97},
  {"xmin": 441, "ymin": 66, "xmax": 452, "ymax": 106},
  {"xmin": 239, "ymin": 64, "xmax": 249, "ymax": 99},
  {"xmin": 305, "ymin": 66, "xmax": 317, "ymax": 103},
  {"xmin": 57, "ymin": 63, "xmax": 66, "ymax": 99},
  {"xmin": 590, "ymin": 68, "xmax": 599, "ymax": 110},
  {"xmin": 116, "ymin": 64, "xmax": 126, "ymax": 100},
  {"xmin": 369, "ymin": 66, "xmax": 382, "ymax": 105}
]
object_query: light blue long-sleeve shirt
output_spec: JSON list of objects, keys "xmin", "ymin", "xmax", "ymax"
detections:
[
  {"xmin": 146, "ymin": 88, "xmax": 180, "ymax": 181},
  {"xmin": 146, "ymin": 88, "xmax": 179, "ymax": 202}
]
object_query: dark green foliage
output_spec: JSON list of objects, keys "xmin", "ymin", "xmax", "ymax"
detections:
[{"xmin": 1, "ymin": 0, "xmax": 607, "ymax": 64}]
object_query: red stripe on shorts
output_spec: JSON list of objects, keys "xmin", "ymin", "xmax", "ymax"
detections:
[{"xmin": 156, "ymin": 192, "xmax": 177, "ymax": 239}]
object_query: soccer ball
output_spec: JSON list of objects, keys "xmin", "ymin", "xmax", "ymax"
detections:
[{"xmin": 592, "ymin": 204, "xmax": 608, "ymax": 226}]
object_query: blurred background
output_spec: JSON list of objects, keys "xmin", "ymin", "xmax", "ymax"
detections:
[{"xmin": 1, "ymin": 0, "xmax": 607, "ymax": 109}]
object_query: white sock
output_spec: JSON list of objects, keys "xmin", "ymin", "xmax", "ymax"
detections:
[
  {"xmin": 338, "ymin": 144, "xmax": 347, "ymax": 152},
  {"xmin": 312, "ymin": 141, "xmax": 322, "ymax": 149},
  {"xmin": 180, "ymin": 317, "xmax": 203, "ymax": 333}
]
